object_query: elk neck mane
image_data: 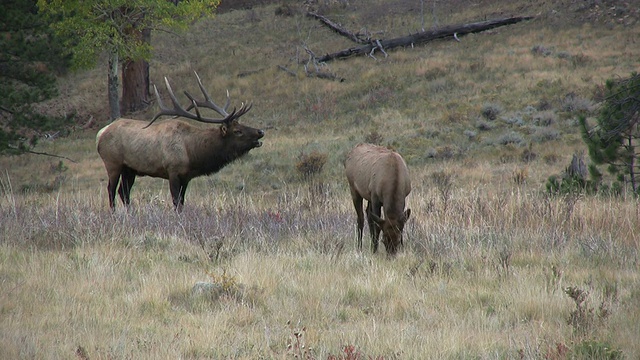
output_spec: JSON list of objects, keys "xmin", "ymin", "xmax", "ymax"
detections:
[
  {"xmin": 381, "ymin": 153, "xmax": 406, "ymax": 219},
  {"xmin": 183, "ymin": 122, "xmax": 249, "ymax": 176}
]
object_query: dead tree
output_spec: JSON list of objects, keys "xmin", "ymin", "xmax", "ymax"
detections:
[{"xmin": 312, "ymin": 16, "xmax": 534, "ymax": 63}]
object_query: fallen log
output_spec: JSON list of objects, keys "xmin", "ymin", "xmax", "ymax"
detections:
[{"xmin": 314, "ymin": 16, "xmax": 534, "ymax": 63}]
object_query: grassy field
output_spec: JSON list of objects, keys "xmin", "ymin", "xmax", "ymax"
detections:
[{"xmin": 1, "ymin": 0, "xmax": 639, "ymax": 358}]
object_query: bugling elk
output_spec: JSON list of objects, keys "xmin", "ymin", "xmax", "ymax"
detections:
[{"xmin": 96, "ymin": 72, "xmax": 264, "ymax": 211}]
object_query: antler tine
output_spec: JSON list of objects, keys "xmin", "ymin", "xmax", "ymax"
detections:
[
  {"xmin": 164, "ymin": 77, "xmax": 215, "ymax": 121},
  {"xmin": 235, "ymin": 102, "xmax": 253, "ymax": 118},
  {"xmin": 143, "ymin": 83, "xmax": 172, "ymax": 129},
  {"xmin": 185, "ymin": 71, "xmax": 251, "ymax": 123},
  {"xmin": 223, "ymin": 89, "xmax": 231, "ymax": 113},
  {"xmin": 224, "ymin": 102, "xmax": 253, "ymax": 123},
  {"xmin": 163, "ymin": 77, "xmax": 184, "ymax": 113},
  {"xmin": 191, "ymin": 71, "xmax": 230, "ymax": 117}
]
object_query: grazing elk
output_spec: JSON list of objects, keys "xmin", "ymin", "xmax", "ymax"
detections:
[
  {"xmin": 345, "ymin": 143, "xmax": 411, "ymax": 255},
  {"xmin": 96, "ymin": 72, "xmax": 264, "ymax": 211}
]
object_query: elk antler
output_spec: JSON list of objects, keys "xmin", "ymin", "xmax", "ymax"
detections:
[
  {"xmin": 144, "ymin": 72, "xmax": 252, "ymax": 128},
  {"xmin": 184, "ymin": 71, "xmax": 252, "ymax": 123}
]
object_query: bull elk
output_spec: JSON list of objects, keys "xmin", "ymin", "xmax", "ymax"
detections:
[
  {"xmin": 345, "ymin": 143, "xmax": 411, "ymax": 255},
  {"xmin": 96, "ymin": 72, "xmax": 264, "ymax": 211}
]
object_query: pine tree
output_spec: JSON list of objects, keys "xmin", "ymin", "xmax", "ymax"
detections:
[
  {"xmin": 0, "ymin": 0, "xmax": 71, "ymax": 154},
  {"xmin": 580, "ymin": 73, "xmax": 640, "ymax": 194}
]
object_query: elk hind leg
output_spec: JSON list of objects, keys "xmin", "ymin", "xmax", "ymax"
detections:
[
  {"xmin": 169, "ymin": 176, "xmax": 188, "ymax": 212},
  {"xmin": 117, "ymin": 166, "xmax": 136, "ymax": 207},
  {"xmin": 105, "ymin": 168, "xmax": 121, "ymax": 211}
]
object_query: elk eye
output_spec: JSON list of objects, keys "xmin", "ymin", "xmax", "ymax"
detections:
[{"xmin": 233, "ymin": 130, "xmax": 243, "ymax": 136}]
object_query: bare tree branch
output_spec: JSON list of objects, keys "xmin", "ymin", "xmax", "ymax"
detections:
[
  {"xmin": 8, "ymin": 145, "xmax": 77, "ymax": 163},
  {"xmin": 277, "ymin": 65, "xmax": 297, "ymax": 77},
  {"xmin": 306, "ymin": 12, "xmax": 367, "ymax": 44},
  {"xmin": 307, "ymin": 70, "xmax": 345, "ymax": 82}
]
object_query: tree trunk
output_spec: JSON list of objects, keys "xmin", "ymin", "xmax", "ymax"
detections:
[
  {"xmin": 121, "ymin": 58, "xmax": 150, "ymax": 114},
  {"xmin": 628, "ymin": 134, "xmax": 637, "ymax": 193},
  {"xmin": 121, "ymin": 28, "xmax": 151, "ymax": 115},
  {"xmin": 108, "ymin": 50, "xmax": 120, "ymax": 120}
]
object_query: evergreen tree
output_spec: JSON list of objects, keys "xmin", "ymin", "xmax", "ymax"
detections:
[
  {"xmin": 580, "ymin": 73, "xmax": 640, "ymax": 194},
  {"xmin": 0, "ymin": 0, "xmax": 72, "ymax": 154}
]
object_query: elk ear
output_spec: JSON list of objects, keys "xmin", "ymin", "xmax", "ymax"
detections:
[
  {"xmin": 404, "ymin": 209, "xmax": 411, "ymax": 221},
  {"xmin": 220, "ymin": 124, "xmax": 228, "ymax": 137}
]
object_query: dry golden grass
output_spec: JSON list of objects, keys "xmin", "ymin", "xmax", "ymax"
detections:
[
  {"xmin": 2, "ymin": 0, "xmax": 640, "ymax": 358},
  {"xmin": 1, "ymin": 183, "xmax": 639, "ymax": 359}
]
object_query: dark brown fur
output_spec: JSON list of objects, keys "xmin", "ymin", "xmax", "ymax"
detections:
[
  {"xmin": 96, "ymin": 118, "xmax": 264, "ymax": 211},
  {"xmin": 345, "ymin": 143, "xmax": 411, "ymax": 255}
]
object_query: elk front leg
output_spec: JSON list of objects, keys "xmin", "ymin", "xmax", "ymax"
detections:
[
  {"xmin": 351, "ymin": 193, "xmax": 365, "ymax": 250},
  {"xmin": 178, "ymin": 181, "xmax": 189, "ymax": 210},
  {"xmin": 169, "ymin": 176, "xmax": 189, "ymax": 212},
  {"xmin": 367, "ymin": 200, "xmax": 383, "ymax": 253}
]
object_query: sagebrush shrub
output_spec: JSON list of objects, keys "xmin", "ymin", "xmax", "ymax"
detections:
[
  {"xmin": 296, "ymin": 151, "xmax": 327, "ymax": 179},
  {"xmin": 481, "ymin": 102, "xmax": 502, "ymax": 121},
  {"xmin": 364, "ymin": 130, "xmax": 384, "ymax": 145}
]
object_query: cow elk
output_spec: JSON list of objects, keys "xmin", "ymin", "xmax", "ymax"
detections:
[
  {"xmin": 345, "ymin": 143, "xmax": 411, "ymax": 255},
  {"xmin": 96, "ymin": 72, "xmax": 264, "ymax": 211}
]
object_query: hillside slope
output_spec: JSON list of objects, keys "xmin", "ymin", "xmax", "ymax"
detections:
[{"xmin": 2, "ymin": 0, "xmax": 640, "ymax": 193}]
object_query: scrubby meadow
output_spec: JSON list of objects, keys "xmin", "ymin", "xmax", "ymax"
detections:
[{"xmin": 1, "ymin": 1, "xmax": 639, "ymax": 358}]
